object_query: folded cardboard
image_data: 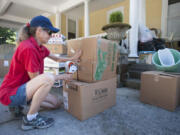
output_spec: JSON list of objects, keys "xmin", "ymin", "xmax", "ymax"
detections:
[
  {"xmin": 44, "ymin": 54, "xmax": 66, "ymax": 68},
  {"xmin": 44, "ymin": 67, "xmax": 60, "ymax": 75},
  {"xmin": 67, "ymin": 37, "xmax": 118, "ymax": 83},
  {"xmin": 63, "ymin": 77, "xmax": 116, "ymax": 121},
  {"xmin": 140, "ymin": 71, "xmax": 180, "ymax": 111},
  {"xmin": 44, "ymin": 44, "xmax": 67, "ymax": 54},
  {"xmin": 0, "ymin": 59, "xmax": 11, "ymax": 78}
]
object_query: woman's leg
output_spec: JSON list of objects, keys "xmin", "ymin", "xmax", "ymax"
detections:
[
  {"xmin": 40, "ymin": 93, "xmax": 62, "ymax": 109},
  {"xmin": 21, "ymin": 73, "xmax": 58, "ymax": 130},
  {"xmin": 25, "ymin": 73, "xmax": 55, "ymax": 114}
]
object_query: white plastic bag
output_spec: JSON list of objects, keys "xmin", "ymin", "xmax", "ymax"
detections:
[
  {"xmin": 139, "ymin": 23, "xmax": 153, "ymax": 43},
  {"xmin": 158, "ymin": 48, "xmax": 175, "ymax": 66}
]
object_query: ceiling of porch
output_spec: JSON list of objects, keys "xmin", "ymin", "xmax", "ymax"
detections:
[{"xmin": 0, "ymin": 0, "xmax": 124, "ymax": 30}]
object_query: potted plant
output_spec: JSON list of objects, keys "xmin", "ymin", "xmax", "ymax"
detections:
[{"xmin": 102, "ymin": 11, "xmax": 131, "ymax": 41}]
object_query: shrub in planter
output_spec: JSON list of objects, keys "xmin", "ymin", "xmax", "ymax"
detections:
[
  {"xmin": 110, "ymin": 11, "xmax": 123, "ymax": 23},
  {"xmin": 102, "ymin": 11, "xmax": 131, "ymax": 41}
]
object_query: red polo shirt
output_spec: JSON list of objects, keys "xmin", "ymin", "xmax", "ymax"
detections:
[{"xmin": 0, "ymin": 36, "xmax": 50, "ymax": 106}]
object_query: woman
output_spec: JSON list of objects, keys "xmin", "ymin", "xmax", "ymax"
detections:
[{"xmin": 0, "ymin": 15, "xmax": 81, "ymax": 130}]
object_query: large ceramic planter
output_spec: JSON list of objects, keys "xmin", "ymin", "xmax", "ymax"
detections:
[{"xmin": 102, "ymin": 22, "xmax": 131, "ymax": 41}]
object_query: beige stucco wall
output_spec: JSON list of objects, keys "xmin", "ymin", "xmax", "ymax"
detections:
[
  {"xmin": 146, "ymin": 0, "xmax": 162, "ymax": 30},
  {"xmin": 48, "ymin": 15, "xmax": 56, "ymax": 27},
  {"xmin": 79, "ymin": 19, "xmax": 83, "ymax": 37},
  {"xmin": 89, "ymin": 0, "xmax": 129, "ymax": 35},
  {"xmin": 48, "ymin": 13, "xmax": 66, "ymax": 36}
]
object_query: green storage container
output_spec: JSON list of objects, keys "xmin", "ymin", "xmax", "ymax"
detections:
[{"xmin": 152, "ymin": 49, "xmax": 180, "ymax": 72}]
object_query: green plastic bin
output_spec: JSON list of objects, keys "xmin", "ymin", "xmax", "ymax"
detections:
[{"xmin": 152, "ymin": 49, "xmax": 180, "ymax": 72}]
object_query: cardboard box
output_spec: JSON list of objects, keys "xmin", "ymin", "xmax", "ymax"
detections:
[
  {"xmin": 138, "ymin": 51, "xmax": 155, "ymax": 64},
  {"xmin": 63, "ymin": 77, "xmax": 116, "ymax": 121},
  {"xmin": 0, "ymin": 59, "xmax": 11, "ymax": 78},
  {"xmin": 67, "ymin": 37, "xmax": 118, "ymax": 83},
  {"xmin": 44, "ymin": 44, "xmax": 67, "ymax": 54},
  {"xmin": 140, "ymin": 71, "xmax": 180, "ymax": 111}
]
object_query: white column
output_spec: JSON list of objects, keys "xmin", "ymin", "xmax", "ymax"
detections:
[
  {"xmin": 84, "ymin": 0, "xmax": 90, "ymax": 37},
  {"xmin": 55, "ymin": 11, "xmax": 61, "ymax": 33},
  {"xmin": 129, "ymin": 0, "xmax": 139, "ymax": 57},
  {"xmin": 76, "ymin": 18, "xmax": 79, "ymax": 38},
  {"xmin": 139, "ymin": 0, "xmax": 146, "ymax": 25},
  {"xmin": 161, "ymin": 0, "xmax": 168, "ymax": 38},
  {"xmin": 66, "ymin": 16, "xmax": 68, "ymax": 38}
]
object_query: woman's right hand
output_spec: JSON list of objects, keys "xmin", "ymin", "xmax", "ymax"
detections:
[{"xmin": 70, "ymin": 50, "xmax": 82, "ymax": 63}]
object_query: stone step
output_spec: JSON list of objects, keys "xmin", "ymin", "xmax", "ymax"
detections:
[
  {"xmin": 124, "ymin": 78, "xmax": 141, "ymax": 90},
  {"xmin": 128, "ymin": 70, "xmax": 141, "ymax": 79},
  {"xmin": 126, "ymin": 63, "xmax": 156, "ymax": 80},
  {"xmin": 128, "ymin": 63, "xmax": 156, "ymax": 71}
]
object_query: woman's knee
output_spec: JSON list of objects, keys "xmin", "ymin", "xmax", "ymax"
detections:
[
  {"xmin": 41, "ymin": 73, "xmax": 55, "ymax": 86},
  {"xmin": 26, "ymin": 73, "xmax": 55, "ymax": 101},
  {"xmin": 51, "ymin": 98, "xmax": 62, "ymax": 109},
  {"xmin": 55, "ymin": 99, "xmax": 62, "ymax": 108}
]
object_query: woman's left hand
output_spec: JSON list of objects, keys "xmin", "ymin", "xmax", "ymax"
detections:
[{"xmin": 70, "ymin": 50, "xmax": 82, "ymax": 63}]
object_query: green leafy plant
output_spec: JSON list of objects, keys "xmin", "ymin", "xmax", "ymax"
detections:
[
  {"xmin": 0, "ymin": 27, "xmax": 16, "ymax": 44},
  {"xmin": 109, "ymin": 11, "xmax": 123, "ymax": 23}
]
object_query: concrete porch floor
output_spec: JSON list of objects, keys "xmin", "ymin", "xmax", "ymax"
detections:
[{"xmin": 0, "ymin": 79, "xmax": 180, "ymax": 135}]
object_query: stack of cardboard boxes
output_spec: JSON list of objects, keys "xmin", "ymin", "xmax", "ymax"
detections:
[
  {"xmin": 44, "ymin": 33, "xmax": 67, "ymax": 74},
  {"xmin": 43, "ymin": 41, "xmax": 67, "ymax": 87},
  {"xmin": 64, "ymin": 37, "xmax": 118, "ymax": 120}
]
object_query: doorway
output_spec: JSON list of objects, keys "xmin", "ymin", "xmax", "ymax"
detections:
[{"xmin": 67, "ymin": 18, "xmax": 76, "ymax": 40}]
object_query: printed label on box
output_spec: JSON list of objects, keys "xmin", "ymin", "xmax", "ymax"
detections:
[{"xmin": 92, "ymin": 88, "xmax": 108, "ymax": 102}]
